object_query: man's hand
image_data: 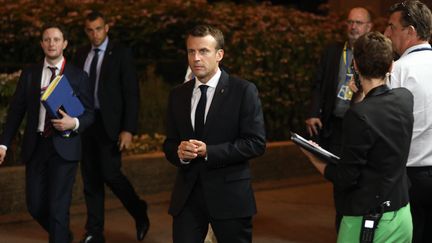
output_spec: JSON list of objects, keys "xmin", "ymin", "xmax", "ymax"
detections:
[
  {"xmin": 0, "ymin": 148, "xmax": 6, "ymax": 165},
  {"xmin": 305, "ymin": 117, "xmax": 322, "ymax": 137},
  {"xmin": 348, "ymin": 80, "xmax": 365, "ymax": 103},
  {"xmin": 348, "ymin": 79, "xmax": 359, "ymax": 93},
  {"xmin": 51, "ymin": 110, "xmax": 76, "ymax": 131},
  {"xmin": 118, "ymin": 131, "xmax": 133, "ymax": 151},
  {"xmin": 177, "ymin": 140, "xmax": 198, "ymax": 161},
  {"xmin": 189, "ymin": 139, "xmax": 207, "ymax": 158}
]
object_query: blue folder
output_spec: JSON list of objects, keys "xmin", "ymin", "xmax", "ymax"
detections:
[{"xmin": 41, "ymin": 75, "xmax": 84, "ymax": 137}]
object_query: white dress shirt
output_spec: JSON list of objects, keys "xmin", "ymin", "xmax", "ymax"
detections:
[
  {"xmin": 390, "ymin": 43, "xmax": 432, "ymax": 167},
  {"xmin": 180, "ymin": 68, "xmax": 221, "ymax": 164},
  {"xmin": 190, "ymin": 68, "xmax": 221, "ymax": 129},
  {"xmin": 38, "ymin": 57, "xmax": 64, "ymax": 132}
]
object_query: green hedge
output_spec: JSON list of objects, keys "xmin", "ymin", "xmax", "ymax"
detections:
[{"xmin": 0, "ymin": 1, "xmax": 345, "ymax": 143}]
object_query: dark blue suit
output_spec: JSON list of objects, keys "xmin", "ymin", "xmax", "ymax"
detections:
[{"xmin": 0, "ymin": 62, "xmax": 94, "ymax": 242}]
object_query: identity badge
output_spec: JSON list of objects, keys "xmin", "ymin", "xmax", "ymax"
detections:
[{"xmin": 337, "ymin": 74, "xmax": 354, "ymax": 100}]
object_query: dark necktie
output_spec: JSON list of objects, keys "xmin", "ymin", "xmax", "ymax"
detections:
[
  {"xmin": 89, "ymin": 48, "xmax": 100, "ymax": 88},
  {"xmin": 42, "ymin": 66, "xmax": 57, "ymax": 137},
  {"xmin": 194, "ymin": 85, "xmax": 209, "ymax": 140}
]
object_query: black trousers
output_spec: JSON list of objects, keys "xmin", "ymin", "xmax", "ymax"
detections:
[
  {"xmin": 172, "ymin": 180, "xmax": 253, "ymax": 243},
  {"xmin": 407, "ymin": 166, "xmax": 432, "ymax": 243},
  {"xmin": 81, "ymin": 114, "xmax": 144, "ymax": 234},
  {"xmin": 26, "ymin": 135, "xmax": 77, "ymax": 243}
]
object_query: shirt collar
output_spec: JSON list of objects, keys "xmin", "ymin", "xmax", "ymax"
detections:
[
  {"xmin": 93, "ymin": 36, "xmax": 109, "ymax": 52},
  {"xmin": 364, "ymin": 84, "xmax": 390, "ymax": 99},
  {"xmin": 43, "ymin": 56, "xmax": 64, "ymax": 70},
  {"xmin": 400, "ymin": 43, "xmax": 432, "ymax": 58},
  {"xmin": 194, "ymin": 68, "xmax": 221, "ymax": 90}
]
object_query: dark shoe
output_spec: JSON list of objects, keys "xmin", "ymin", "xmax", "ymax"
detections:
[
  {"xmin": 79, "ymin": 233, "xmax": 105, "ymax": 243},
  {"xmin": 136, "ymin": 201, "xmax": 150, "ymax": 241}
]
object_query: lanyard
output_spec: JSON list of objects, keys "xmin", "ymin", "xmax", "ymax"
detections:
[
  {"xmin": 408, "ymin": 47, "xmax": 432, "ymax": 55},
  {"xmin": 343, "ymin": 42, "xmax": 352, "ymax": 74},
  {"xmin": 59, "ymin": 58, "xmax": 66, "ymax": 75}
]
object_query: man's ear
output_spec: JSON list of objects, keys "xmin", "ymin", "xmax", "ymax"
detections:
[
  {"xmin": 388, "ymin": 60, "xmax": 394, "ymax": 73},
  {"xmin": 63, "ymin": 40, "xmax": 68, "ymax": 50},
  {"xmin": 216, "ymin": 49, "xmax": 224, "ymax": 62},
  {"xmin": 407, "ymin": 25, "xmax": 417, "ymax": 37}
]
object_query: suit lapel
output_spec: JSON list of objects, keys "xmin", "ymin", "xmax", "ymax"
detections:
[
  {"xmin": 98, "ymin": 41, "xmax": 114, "ymax": 91},
  {"xmin": 77, "ymin": 45, "xmax": 92, "ymax": 70},
  {"xmin": 203, "ymin": 70, "xmax": 229, "ymax": 138},
  {"xmin": 332, "ymin": 44, "xmax": 345, "ymax": 91},
  {"xmin": 182, "ymin": 80, "xmax": 195, "ymax": 136},
  {"xmin": 32, "ymin": 63, "xmax": 44, "ymax": 109},
  {"xmin": 25, "ymin": 64, "xmax": 43, "ymax": 131}
]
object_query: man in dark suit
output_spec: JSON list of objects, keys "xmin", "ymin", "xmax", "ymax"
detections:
[
  {"xmin": 73, "ymin": 11, "xmax": 148, "ymax": 243},
  {"xmin": 306, "ymin": 7, "xmax": 372, "ymax": 154},
  {"xmin": 163, "ymin": 25, "xmax": 266, "ymax": 243},
  {"xmin": 0, "ymin": 24, "xmax": 94, "ymax": 243},
  {"xmin": 305, "ymin": 7, "xmax": 372, "ymax": 231}
]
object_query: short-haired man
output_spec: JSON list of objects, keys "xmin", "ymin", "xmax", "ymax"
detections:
[
  {"xmin": 384, "ymin": 1, "xmax": 432, "ymax": 242},
  {"xmin": 73, "ymin": 11, "xmax": 149, "ymax": 243},
  {"xmin": 0, "ymin": 24, "xmax": 94, "ymax": 243},
  {"xmin": 163, "ymin": 25, "xmax": 266, "ymax": 243},
  {"xmin": 305, "ymin": 7, "xmax": 372, "ymax": 231}
]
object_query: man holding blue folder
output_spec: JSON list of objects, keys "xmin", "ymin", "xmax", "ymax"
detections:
[{"xmin": 0, "ymin": 24, "xmax": 94, "ymax": 243}]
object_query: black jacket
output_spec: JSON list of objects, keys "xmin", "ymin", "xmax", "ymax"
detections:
[
  {"xmin": 0, "ymin": 62, "xmax": 94, "ymax": 162},
  {"xmin": 163, "ymin": 70, "xmax": 266, "ymax": 219},
  {"xmin": 325, "ymin": 85, "xmax": 413, "ymax": 215},
  {"xmin": 73, "ymin": 40, "xmax": 139, "ymax": 140}
]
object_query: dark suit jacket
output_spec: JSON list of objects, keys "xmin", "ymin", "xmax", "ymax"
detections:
[
  {"xmin": 0, "ymin": 62, "xmax": 94, "ymax": 162},
  {"xmin": 73, "ymin": 40, "xmax": 139, "ymax": 139},
  {"xmin": 324, "ymin": 85, "xmax": 413, "ymax": 215},
  {"xmin": 307, "ymin": 42, "xmax": 344, "ymax": 137},
  {"xmin": 163, "ymin": 70, "xmax": 266, "ymax": 219}
]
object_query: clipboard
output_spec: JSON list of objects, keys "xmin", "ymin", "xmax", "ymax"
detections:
[{"xmin": 290, "ymin": 132, "xmax": 340, "ymax": 164}]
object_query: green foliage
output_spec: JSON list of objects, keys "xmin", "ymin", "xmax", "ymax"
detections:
[
  {"xmin": 137, "ymin": 64, "xmax": 171, "ymax": 135},
  {"xmin": 0, "ymin": 0, "xmax": 345, "ymax": 142},
  {"xmin": 0, "ymin": 71, "xmax": 21, "ymax": 132}
]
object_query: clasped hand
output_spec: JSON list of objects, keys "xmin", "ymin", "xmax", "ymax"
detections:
[
  {"xmin": 51, "ymin": 109, "xmax": 76, "ymax": 131},
  {"xmin": 177, "ymin": 139, "xmax": 207, "ymax": 161}
]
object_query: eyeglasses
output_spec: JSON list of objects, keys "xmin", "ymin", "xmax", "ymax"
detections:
[{"xmin": 346, "ymin": 20, "xmax": 369, "ymax": 26}]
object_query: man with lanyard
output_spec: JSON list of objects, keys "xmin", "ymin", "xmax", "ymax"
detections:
[
  {"xmin": 305, "ymin": 7, "xmax": 372, "ymax": 231},
  {"xmin": 384, "ymin": 1, "xmax": 432, "ymax": 242}
]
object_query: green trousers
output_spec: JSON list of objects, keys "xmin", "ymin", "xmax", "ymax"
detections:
[{"xmin": 337, "ymin": 204, "xmax": 412, "ymax": 243}]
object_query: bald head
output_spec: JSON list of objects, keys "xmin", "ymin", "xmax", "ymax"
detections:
[{"xmin": 346, "ymin": 7, "xmax": 373, "ymax": 47}]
